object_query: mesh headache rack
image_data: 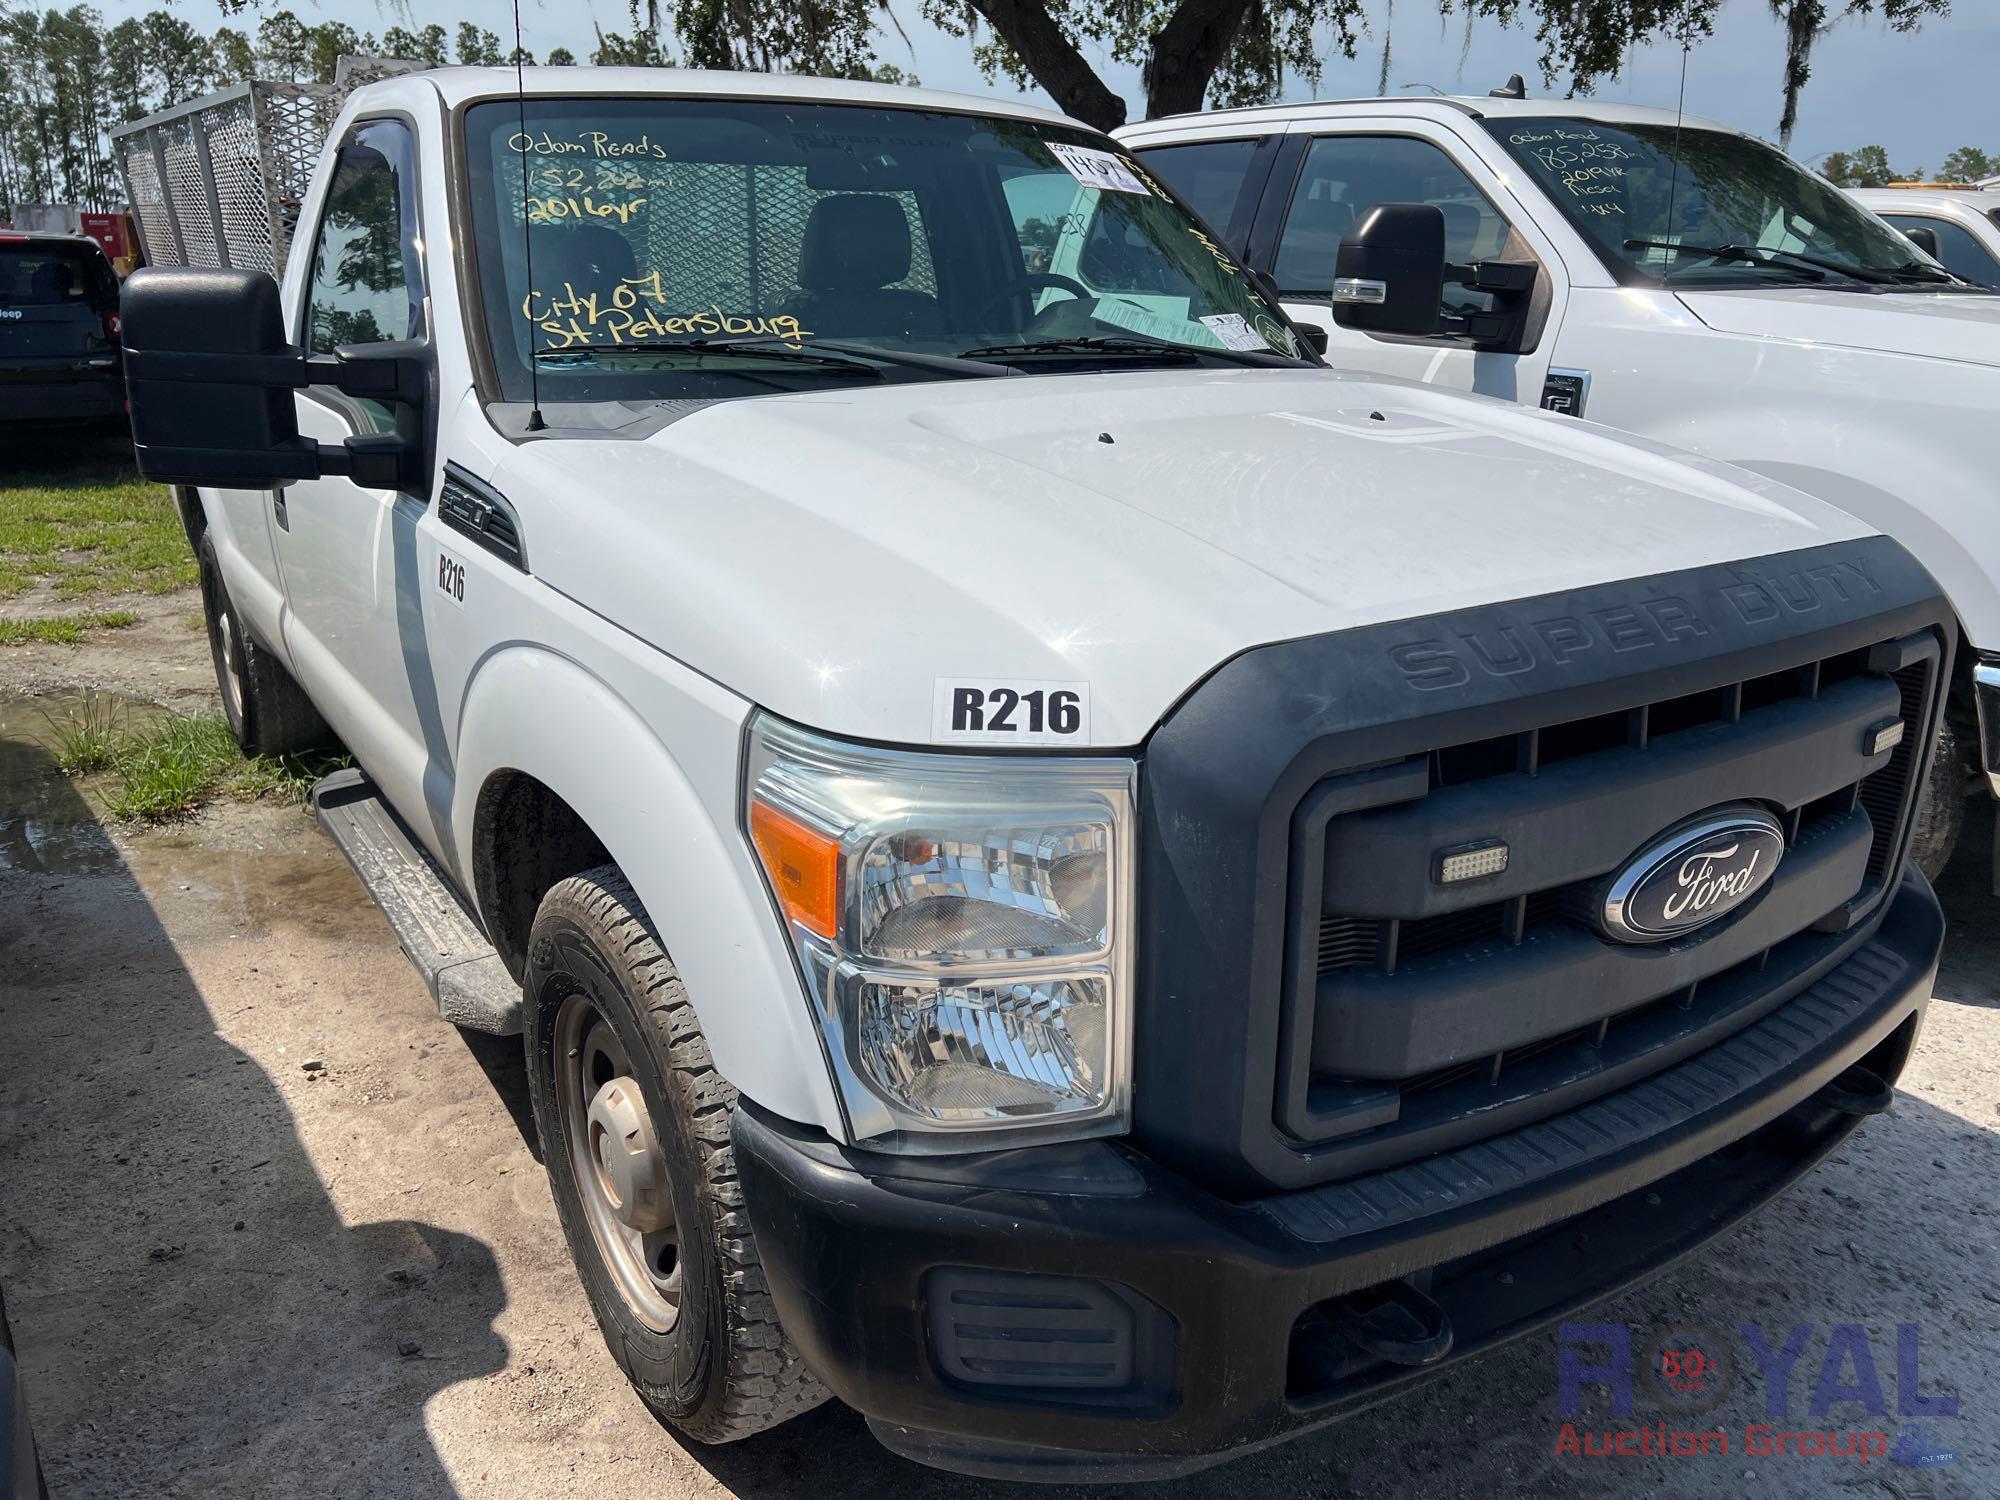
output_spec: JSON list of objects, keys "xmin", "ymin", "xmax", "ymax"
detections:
[{"xmin": 110, "ymin": 80, "xmax": 348, "ymax": 278}]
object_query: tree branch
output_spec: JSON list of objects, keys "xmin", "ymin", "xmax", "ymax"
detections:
[
  {"xmin": 1143, "ymin": 0, "xmax": 1259, "ymax": 119},
  {"xmin": 963, "ymin": 0, "xmax": 1130, "ymax": 130}
]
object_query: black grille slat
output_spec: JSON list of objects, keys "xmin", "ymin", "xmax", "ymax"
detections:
[{"xmin": 1858, "ymin": 663, "xmax": 1928, "ymax": 880}]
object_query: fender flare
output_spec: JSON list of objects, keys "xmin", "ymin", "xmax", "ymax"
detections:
[{"xmin": 451, "ymin": 643, "xmax": 847, "ymax": 1137}]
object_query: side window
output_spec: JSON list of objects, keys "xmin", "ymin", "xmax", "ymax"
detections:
[
  {"xmin": 1132, "ymin": 138, "xmax": 1260, "ymax": 236},
  {"xmin": 1880, "ymin": 213, "xmax": 2000, "ymax": 286},
  {"xmin": 1274, "ymin": 135, "xmax": 1514, "ymax": 312},
  {"xmin": 302, "ymin": 120, "xmax": 424, "ymax": 355}
]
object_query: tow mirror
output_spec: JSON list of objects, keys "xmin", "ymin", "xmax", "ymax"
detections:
[
  {"xmin": 1901, "ymin": 224, "xmax": 1941, "ymax": 259},
  {"xmin": 121, "ymin": 267, "xmax": 426, "ymax": 491},
  {"xmin": 1331, "ymin": 204, "xmax": 1446, "ymax": 338}
]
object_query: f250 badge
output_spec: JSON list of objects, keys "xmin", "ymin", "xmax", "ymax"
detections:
[
  {"xmin": 933, "ymin": 678, "xmax": 1089, "ymax": 746},
  {"xmin": 435, "ymin": 549, "xmax": 467, "ymax": 607}
]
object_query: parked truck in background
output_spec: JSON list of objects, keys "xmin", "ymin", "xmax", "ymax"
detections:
[
  {"xmin": 1118, "ymin": 97, "xmax": 2000, "ymax": 892},
  {"xmin": 119, "ymin": 67, "xmax": 1952, "ymax": 1479},
  {"xmin": 1848, "ymin": 185, "xmax": 2000, "ymax": 288}
]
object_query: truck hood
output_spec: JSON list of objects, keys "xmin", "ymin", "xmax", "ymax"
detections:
[
  {"xmin": 502, "ymin": 368, "xmax": 1875, "ymax": 747},
  {"xmin": 1677, "ymin": 286, "xmax": 2000, "ymax": 367}
]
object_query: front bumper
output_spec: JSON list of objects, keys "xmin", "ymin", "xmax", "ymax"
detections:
[{"xmin": 734, "ymin": 872, "xmax": 1943, "ymax": 1482}]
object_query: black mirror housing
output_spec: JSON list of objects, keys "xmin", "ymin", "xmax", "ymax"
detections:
[
  {"xmin": 1901, "ymin": 224, "xmax": 1941, "ymax": 259},
  {"xmin": 1331, "ymin": 204, "xmax": 1446, "ymax": 338},
  {"xmin": 123, "ymin": 267, "xmax": 320, "ymax": 486},
  {"xmin": 121, "ymin": 267, "xmax": 426, "ymax": 491}
]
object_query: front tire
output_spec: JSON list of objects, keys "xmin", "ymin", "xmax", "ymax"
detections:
[
  {"xmin": 1910, "ymin": 713, "xmax": 1969, "ymax": 883},
  {"xmin": 523, "ymin": 866, "xmax": 826, "ymax": 1443},
  {"xmin": 196, "ymin": 530, "xmax": 331, "ymax": 758}
]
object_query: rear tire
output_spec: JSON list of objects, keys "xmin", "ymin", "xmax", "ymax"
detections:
[
  {"xmin": 196, "ymin": 530, "xmax": 331, "ymax": 758},
  {"xmin": 523, "ymin": 865, "xmax": 827, "ymax": 1443}
]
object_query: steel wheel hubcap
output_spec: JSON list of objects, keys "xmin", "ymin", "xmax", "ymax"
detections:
[{"xmin": 556, "ymin": 996, "xmax": 682, "ymax": 1332}]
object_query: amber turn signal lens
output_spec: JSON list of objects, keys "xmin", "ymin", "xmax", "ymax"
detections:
[{"xmin": 750, "ymin": 800, "xmax": 841, "ymax": 939}]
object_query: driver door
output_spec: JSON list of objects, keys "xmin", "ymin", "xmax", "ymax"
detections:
[{"xmin": 272, "ymin": 117, "xmax": 445, "ymax": 843}]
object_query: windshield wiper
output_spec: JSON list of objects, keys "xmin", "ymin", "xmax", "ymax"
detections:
[
  {"xmin": 532, "ymin": 337, "xmax": 1016, "ymax": 379},
  {"xmin": 958, "ymin": 334, "xmax": 1293, "ymax": 367},
  {"xmin": 1887, "ymin": 259, "xmax": 1967, "ymax": 286},
  {"xmin": 1623, "ymin": 238, "xmax": 1897, "ymax": 285}
]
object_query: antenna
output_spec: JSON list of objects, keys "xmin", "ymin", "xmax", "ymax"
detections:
[
  {"xmin": 513, "ymin": 0, "xmax": 546, "ymax": 432},
  {"xmin": 1661, "ymin": 28, "xmax": 1692, "ymax": 260}
]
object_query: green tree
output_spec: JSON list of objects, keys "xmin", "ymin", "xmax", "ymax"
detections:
[
  {"xmin": 212, "ymin": 26, "xmax": 257, "ymax": 84},
  {"xmin": 1819, "ymin": 144, "xmax": 1923, "ymax": 187},
  {"xmin": 255, "ymin": 9, "xmax": 310, "ymax": 81},
  {"xmin": 454, "ymin": 21, "xmax": 505, "ymax": 66},
  {"xmin": 546, "ymin": 46, "xmax": 577, "ymax": 64},
  {"xmin": 142, "ymin": 9, "xmax": 212, "ymax": 106},
  {"xmin": 103, "ymin": 15, "xmax": 148, "ymax": 120},
  {"xmin": 381, "ymin": 22, "xmax": 449, "ymax": 66},
  {"xmin": 591, "ymin": 8, "xmax": 673, "ymax": 67},
  {"xmin": 304, "ymin": 21, "xmax": 375, "ymax": 84},
  {"xmin": 1937, "ymin": 145, "xmax": 1998, "ymax": 183}
]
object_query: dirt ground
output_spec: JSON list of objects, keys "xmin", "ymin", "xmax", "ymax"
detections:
[{"xmin": 1, "ymin": 601, "xmax": 1996, "ymax": 1499}]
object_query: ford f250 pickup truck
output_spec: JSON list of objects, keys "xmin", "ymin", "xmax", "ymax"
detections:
[
  {"xmin": 120, "ymin": 68, "xmax": 1951, "ymax": 1481},
  {"xmin": 1119, "ymin": 96, "xmax": 2000, "ymax": 899}
]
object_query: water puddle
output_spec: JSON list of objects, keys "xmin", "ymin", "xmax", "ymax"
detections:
[{"xmin": 0, "ymin": 690, "xmax": 160, "ymax": 876}]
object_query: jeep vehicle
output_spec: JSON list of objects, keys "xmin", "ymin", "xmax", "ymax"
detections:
[
  {"xmin": 120, "ymin": 69, "xmax": 1950, "ymax": 1480},
  {"xmin": 1119, "ymin": 97, "xmax": 2000, "ymax": 893},
  {"xmin": 0, "ymin": 231, "xmax": 123, "ymax": 425}
]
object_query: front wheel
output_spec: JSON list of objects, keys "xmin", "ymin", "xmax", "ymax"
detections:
[
  {"xmin": 523, "ymin": 866, "xmax": 826, "ymax": 1443},
  {"xmin": 196, "ymin": 530, "xmax": 331, "ymax": 758},
  {"xmin": 1910, "ymin": 713, "xmax": 1970, "ymax": 883}
]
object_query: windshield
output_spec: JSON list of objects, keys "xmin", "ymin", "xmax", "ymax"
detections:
[
  {"xmin": 463, "ymin": 96, "xmax": 1307, "ymax": 405},
  {"xmin": 1490, "ymin": 118, "xmax": 1946, "ymax": 288}
]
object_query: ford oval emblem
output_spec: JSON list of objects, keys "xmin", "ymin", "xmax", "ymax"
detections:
[{"xmin": 1599, "ymin": 805, "xmax": 1785, "ymax": 944}]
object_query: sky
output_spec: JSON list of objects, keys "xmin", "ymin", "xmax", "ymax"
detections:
[{"xmin": 94, "ymin": 0, "xmax": 2000, "ymax": 172}]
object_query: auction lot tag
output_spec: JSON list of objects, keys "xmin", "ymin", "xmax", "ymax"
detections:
[
  {"xmin": 1199, "ymin": 313, "xmax": 1271, "ymax": 352},
  {"xmin": 934, "ymin": 679, "xmax": 1091, "ymax": 745},
  {"xmin": 1045, "ymin": 141, "xmax": 1151, "ymax": 195}
]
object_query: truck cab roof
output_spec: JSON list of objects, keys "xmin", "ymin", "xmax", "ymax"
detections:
[
  {"xmin": 1117, "ymin": 94, "xmax": 1750, "ymax": 142},
  {"xmin": 365, "ymin": 64, "xmax": 1083, "ymax": 131}
]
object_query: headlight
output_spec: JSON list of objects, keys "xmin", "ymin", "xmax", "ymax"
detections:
[{"xmin": 744, "ymin": 712, "xmax": 1134, "ymax": 1150}]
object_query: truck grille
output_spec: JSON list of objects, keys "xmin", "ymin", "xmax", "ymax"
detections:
[
  {"xmin": 1282, "ymin": 634, "xmax": 1941, "ymax": 1178},
  {"xmin": 1131, "ymin": 536, "xmax": 1953, "ymax": 1195}
]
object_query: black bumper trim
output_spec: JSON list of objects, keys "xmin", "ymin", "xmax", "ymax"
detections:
[{"xmin": 734, "ymin": 874, "xmax": 1941, "ymax": 1482}]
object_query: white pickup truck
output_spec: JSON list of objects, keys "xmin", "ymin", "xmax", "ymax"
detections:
[
  {"xmin": 1119, "ymin": 97, "xmax": 2000, "ymax": 891},
  {"xmin": 121, "ymin": 68, "xmax": 1952, "ymax": 1481},
  {"xmin": 1849, "ymin": 186, "xmax": 2000, "ymax": 288}
]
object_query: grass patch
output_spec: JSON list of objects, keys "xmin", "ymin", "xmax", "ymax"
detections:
[
  {"xmin": 0, "ymin": 610, "xmax": 143, "ymax": 646},
  {"xmin": 41, "ymin": 690, "xmax": 127, "ymax": 774},
  {"xmin": 102, "ymin": 712, "xmax": 243, "ymax": 821},
  {"xmin": 0, "ymin": 429, "xmax": 195, "ymax": 602},
  {"xmin": 38, "ymin": 697, "xmax": 351, "ymax": 822}
]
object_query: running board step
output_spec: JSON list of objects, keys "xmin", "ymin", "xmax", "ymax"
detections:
[{"xmin": 310, "ymin": 768, "xmax": 522, "ymax": 1035}]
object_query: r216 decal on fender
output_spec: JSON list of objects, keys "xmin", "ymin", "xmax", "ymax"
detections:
[{"xmin": 933, "ymin": 679, "xmax": 1089, "ymax": 746}]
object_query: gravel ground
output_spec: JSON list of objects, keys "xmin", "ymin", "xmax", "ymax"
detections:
[{"xmin": 1, "ymin": 640, "xmax": 1995, "ymax": 1498}]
